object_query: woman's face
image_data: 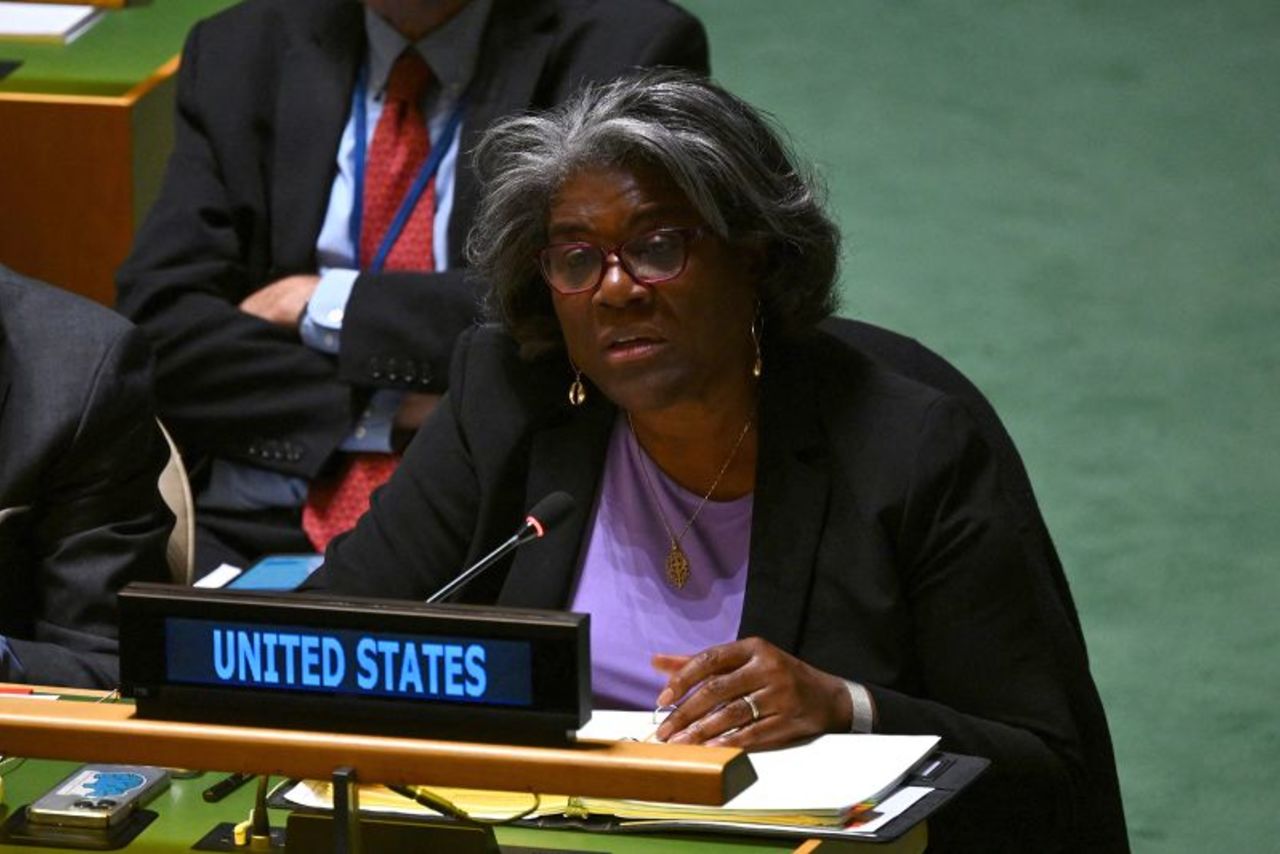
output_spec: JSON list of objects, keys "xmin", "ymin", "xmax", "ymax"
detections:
[{"xmin": 546, "ymin": 162, "xmax": 759, "ymax": 417}]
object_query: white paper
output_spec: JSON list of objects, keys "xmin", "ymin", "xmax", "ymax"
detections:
[
  {"xmin": 575, "ymin": 708, "xmax": 665, "ymax": 742},
  {"xmin": 722, "ymin": 735, "xmax": 936, "ymax": 812},
  {"xmin": 284, "ymin": 780, "xmax": 438, "ymax": 817},
  {"xmin": 0, "ymin": 3, "xmax": 102, "ymax": 41},
  {"xmin": 577, "ymin": 709, "xmax": 938, "ymax": 813},
  {"xmin": 193, "ymin": 563, "xmax": 243, "ymax": 589},
  {"xmin": 840, "ymin": 785, "xmax": 931, "ymax": 834}
]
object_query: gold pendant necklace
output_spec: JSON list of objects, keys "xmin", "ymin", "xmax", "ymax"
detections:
[
  {"xmin": 664, "ymin": 544, "xmax": 692, "ymax": 590},
  {"xmin": 629, "ymin": 413, "xmax": 754, "ymax": 589}
]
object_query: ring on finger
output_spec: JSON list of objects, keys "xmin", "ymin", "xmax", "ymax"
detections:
[{"xmin": 742, "ymin": 693, "xmax": 761, "ymax": 723}]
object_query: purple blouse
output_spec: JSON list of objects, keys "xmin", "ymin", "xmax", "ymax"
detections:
[{"xmin": 568, "ymin": 417, "xmax": 754, "ymax": 710}]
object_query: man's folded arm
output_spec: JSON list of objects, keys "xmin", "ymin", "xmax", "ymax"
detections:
[
  {"xmin": 336, "ymin": 268, "xmax": 480, "ymax": 393},
  {"xmin": 116, "ymin": 24, "xmax": 357, "ymax": 479}
]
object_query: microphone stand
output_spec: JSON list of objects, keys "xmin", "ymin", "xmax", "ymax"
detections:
[{"xmin": 426, "ymin": 523, "xmax": 537, "ymax": 604}]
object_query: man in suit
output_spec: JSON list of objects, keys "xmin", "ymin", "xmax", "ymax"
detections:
[
  {"xmin": 116, "ymin": 0, "xmax": 708, "ymax": 576},
  {"xmin": 0, "ymin": 265, "xmax": 172, "ymax": 688}
]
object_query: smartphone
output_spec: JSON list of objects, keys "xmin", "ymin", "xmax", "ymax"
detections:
[
  {"xmin": 226, "ymin": 554, "xmax": 323, "ymax": 591},
  {"xmin": 26, "ymin": 765, "xmax": 169, "ymax": 829}
]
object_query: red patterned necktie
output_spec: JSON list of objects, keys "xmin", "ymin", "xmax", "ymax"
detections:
[
  {"xmin": 302, "ymin": 50, "xmax": 435, "ymax": 553},
  {"xmin": 360, "ymin": 49, "xmax": 436, "ymax": 271}
]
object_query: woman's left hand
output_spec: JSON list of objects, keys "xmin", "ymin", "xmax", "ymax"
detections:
[{"xmin": 651, "ymin": 636, "xmax": 851, "ymax": 750}]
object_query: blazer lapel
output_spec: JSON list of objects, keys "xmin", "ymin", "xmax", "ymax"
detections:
[
  {"xmin": 501, "ymin": 396, "xmax": 614, "ymax": 609},
  {"xmin": 448, "ymin": 0, "xmax": 557, "ymax": 262},
  {"xmin": 498, "ymin": 338, "xmax": 834, "ymax": 646},
  {"xmin": 738, "ymin": 341, "xmax": 832, "ymax": 653},
  {"xmin": 269, "ymin": 1, "xmax": 364, "ymax": 270}
]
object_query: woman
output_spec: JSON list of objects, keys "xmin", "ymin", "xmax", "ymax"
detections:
[{"xmin": 306, "ymin": 71, "xmax": 1126, "ymax": 851}]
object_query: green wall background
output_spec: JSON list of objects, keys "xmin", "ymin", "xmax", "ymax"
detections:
[{"xmin": 677, "ymin": 1, "xmax": 1279, "ymax": 850}]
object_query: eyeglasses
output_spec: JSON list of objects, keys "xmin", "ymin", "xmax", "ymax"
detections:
[{"xmin": 536, "ymin": 227, "xmax": 704, "ymax": 295}]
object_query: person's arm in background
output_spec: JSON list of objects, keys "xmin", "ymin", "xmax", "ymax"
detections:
[
  {"xmin": 116, "ymin": 18, "xmax": 358, "ymax": 481},
  {"xmin": 4, "ymin": 327, "xmax": 172, "ymax": 688}
]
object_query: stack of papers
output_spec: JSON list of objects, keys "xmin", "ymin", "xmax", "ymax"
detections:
[
  {"xmin": 283, "ymin": 710, "xmax": 940, "ymax": 835},
  {"xmin": 0, "ymin": 3, "xmax": 104, "ymax": 44}
]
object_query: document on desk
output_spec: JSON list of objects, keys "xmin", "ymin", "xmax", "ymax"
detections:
[
  {"xmin": 282, "ymin": 711, "xmax": 939, "ymax": 832},
  {"xmin": 0, "ymin": 3, "xmax": 104, "ymax": 44},
  {"xmin": 619, "ymin": 785, "xmax": 935, "ymax": 838},
  {"xmin": 576, "ymin": 711, "xmax": 938, "ymax": 823}
]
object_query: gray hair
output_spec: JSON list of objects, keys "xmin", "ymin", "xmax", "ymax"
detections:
[{"xmin": 466, "ymin": 69, "xmax": 841, "ymax": 357}]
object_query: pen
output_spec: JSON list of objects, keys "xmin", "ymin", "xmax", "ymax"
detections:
[{"xmin": 202, "ymin": 772, "xmax": 254, "ymax": 803}]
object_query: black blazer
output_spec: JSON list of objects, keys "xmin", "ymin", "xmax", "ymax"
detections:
[
  {"xmin": 308, "ymin": 324, "xmax": 1124, "ymax": 851},
  {"xmin": 116, "ymin": 0, "xmax": 708, "ymax": 480},
  {"xmin": 0, "ymin": 266, "xmax": 171, "ymax": 688}
]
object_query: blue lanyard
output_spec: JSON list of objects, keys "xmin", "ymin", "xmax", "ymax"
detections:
[{"xmin": 349, "ymin": 61, "xmax": 467, "ymax": 273}]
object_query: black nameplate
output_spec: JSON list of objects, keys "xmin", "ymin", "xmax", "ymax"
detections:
[{"xmin": 118, "ymin": 583, "xmax": 589, "ymax": 745}]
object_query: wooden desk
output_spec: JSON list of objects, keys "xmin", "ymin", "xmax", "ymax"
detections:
[
  {"xmin": 0, "ymin": 0, "xmax": 236, "ymax": 304},
  {"xmin": 0, "ymin": 696, "xmax": 753, "ymax": 806},
  {"xmin": 0, "ymin": 692, "xmax": 926, "ymax": 852},
  {"xmin": 0, "ymin": 761, "xmax": 927, "ymax": 853}
]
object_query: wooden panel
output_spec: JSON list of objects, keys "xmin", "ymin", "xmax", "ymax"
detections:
[
  {"xmin": 0, "ymin": 93, "xmax": 133, "ymax": 303},
  {"xmin": 0, "ymin": 56, "xmax": 174, "ymax": 304},
  {"xmin": 0, "ymin": 697, "xmax": 756, "ymax": 806}
]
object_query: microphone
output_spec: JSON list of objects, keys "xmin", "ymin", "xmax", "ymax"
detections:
[{"xmin": 426, "ymin": 491, "xmax": 575, "ymax": 604}]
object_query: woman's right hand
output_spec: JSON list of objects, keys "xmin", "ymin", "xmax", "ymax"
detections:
[{"xmin": 650, "ymin": 637, "xmax": 852, "ymax": 750}]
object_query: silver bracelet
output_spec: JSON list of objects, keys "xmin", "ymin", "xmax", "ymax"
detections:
[{"xmin": 843, "ymin": 679, "xmax": 875, "ymax": 733}]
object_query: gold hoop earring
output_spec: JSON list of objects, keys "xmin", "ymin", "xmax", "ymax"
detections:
[
  {"xmin": 568, "ymin": 363, "xmax": 587, "ymax": 406},
  {"xmin": 750, "ymin": 314, "xmax": 763, "ymax": 379}
]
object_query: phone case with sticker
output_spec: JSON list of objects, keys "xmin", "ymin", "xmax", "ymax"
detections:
[{"xmin": 26, "ymin": 764, "xmax": 170, "ymax": 828}]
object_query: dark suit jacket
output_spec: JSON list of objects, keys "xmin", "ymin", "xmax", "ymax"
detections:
[
  {"xmin": 308, "ymin": 324, "xmax": 1124, "ymax": 851},
  {"xmin": 116, "ymin": 0, "xmax": 708, "ymax": 480},
  {"xmin": 819, "ymin": 317, "xmax": 1128, "ymax": 852},
  {"xmin": 0, "ymin": 267, "xmax": 171, "ymax": 688}
]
